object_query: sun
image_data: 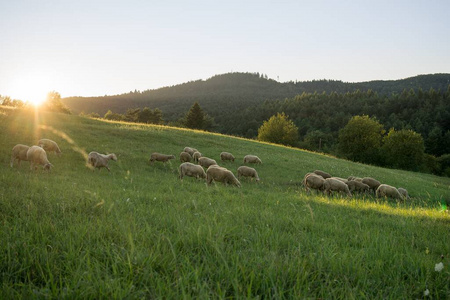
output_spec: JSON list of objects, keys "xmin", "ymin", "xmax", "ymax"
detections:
[{"xmin": 7, "ymin": 71, "xmax": 54, "ymax": 107}]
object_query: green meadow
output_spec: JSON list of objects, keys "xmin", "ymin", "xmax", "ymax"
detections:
[{"xmin": 1, "ymin": 106, "xmax": 449, "ymax": 299}]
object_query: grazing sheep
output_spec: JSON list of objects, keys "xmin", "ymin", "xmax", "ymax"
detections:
[
  {"xmin": 313, "ymin": 170, "xmax": 331, "ymax": 179},
  {"xmin": 88, "ymin": 151, "xmax": 117, "ymax": 172},
  {"xmin": 376, "ymin": 184, "xmax": 403, "ymax": 200},
  {"xmin": 220, "ymin": 152, "xmax": 235, "ymax": 162},
  {"xmin": 243, "ymin": 155, "xmax": 262, "ymax": 164},
  {"xmin": 149, "ymin": 153, "xmax": 176, "ymax": 164},
  {"xmin": 198, "ymin": 157, "xmax": 218, "ymax": 168},
  {"xmin": 184, "ymin": 147, "xmax": 198, "ymax": 156},
  {"xmin": 397, "ymin": 188, "xmax": 410, "ymax": 200},
  {"xmin": 206, "ymin": 165, "xmax": 241, "ymax": 187},
  {"xmin": 303, "ymin": 173, "xmax": 326, "ymax": 192},
  {"xmin": 323, "ymin": 178, "xmax": 352, "ymax": 197},
  {"xmin": 362, "ymin": 177, "xmax": 381, "ymax": 192},
  {"xmin": 179, "ymin": 162, "xmax": 206, "ymax": 180},
  {"xmin": 237, "ymin": 166, "xmax": 260, "ymax": 182},
  {"xmin": 10, "ymin": 144, "xmax": 30, "ymax": 167},
  {"xmin": 331, "ymin": 177, "xmax": 348, "ymax": 184},
  {"xmin": 180, "ymin": 151, "xmax": 192, "ymax": 163},
  {"xmin": 27, "ymin": 145, "xmax": 53, "ymax": 171},
  {"xmin": 38, "ymin": 138, "xmax": 61, "ymax": 155},
  {"xmin": 192, "ymin": 151, "xmax": 202, "ymax": 163},
  {"xmin": 346, "ymin": 180, "xmax": 370, "ymax": 194},
  {"xmin": 347, "ymin": 176, "xmax": 363, "ymax": 182}
]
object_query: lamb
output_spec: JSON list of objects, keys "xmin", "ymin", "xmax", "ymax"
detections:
[
  {"xmin": 192, "ymin": 151, "xmax": 202, "ymax": 163},
  {"xmin": 206, "ymin": 165, "xmax": 241, "ymax": 187},
  {"xmin": 220, "ymin": 152, "xmax": 235, "ymax": 162},
  {"xmin": 198, "ymin": 157, "xmax": 218, "ymax": 168},
  {"xmin": 397, "ymin": 188, "xmax": 410, "ymax": 200},
  {"xmin": 313, "ymin": 170, "xmax": 331, "ymax": 179},
  {"xmin": 179, "ymin": 162, "xmax": 206, "ymax": 180},
  {"xmin": 362, "ymin": 177, "xmax": 381, "ymax": 192},
  {"xmin": 346, "ymin": 180, "xmax": 370, "ymax": 194},
  {"xmin": 10, "ymin": 144, "xmax": 30, "ymax": 167},
  {"xmin": 243, "ymin": 155, "xmax": 262, "ymax": 164},
  {"xmin": 27, "ymin": 145, "xmax": 53, "ymax": 171},
  {"xmin": 180, "ymin": 151, "xmax": 192, "ymax": 163},
  {"xmin": 38, "ymin": 138, "xmax": 61, "ymax": 155},
  {"xmin": 376, "ymin": 184, "xmax": 404, "ymax": 200},
  {"xmin": 183, "ymin": 147, "xmax": 198, "ymax": 156},
  {"xmin": 149, "ymin": 153, "xmax": 176, "ymax": 164},
  {"xmin": 237, "ymin": 166, "xmax": 260, "ymax": 182},
  {"xmin": 302, "ymin": 173, "xmax": 326, "ymax": 192},
  {"xmin": 88, "ymin": 151, "xmax": 117, "ymax": 172},
  {"xmin": 323, "ymin": 178, "xmax": 352, "ymax": 197}
]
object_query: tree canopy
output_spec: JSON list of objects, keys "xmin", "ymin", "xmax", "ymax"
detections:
[{"xmin": 257, "ymin": 112, "xmax": 299, "ymax": 146}]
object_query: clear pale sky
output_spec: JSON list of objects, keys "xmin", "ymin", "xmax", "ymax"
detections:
[{"xmin": 1, "ymin": 0, "xmax": 449, "ymax": 102}]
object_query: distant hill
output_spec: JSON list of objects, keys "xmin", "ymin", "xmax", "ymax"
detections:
[{"xmin": 62, "ymin": 72, "xmax": 450, "ymax": 121}]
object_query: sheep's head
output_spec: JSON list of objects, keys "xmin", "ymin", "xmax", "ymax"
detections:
[
  {"xmin": 44, "ymin": 163, "xmax": 53, "ymax": 171},
  {"xmin": 169, "ymin": 155, "xmax": 175, "ymax": 160},
  {"xmin": 110, "ymin": 154, "xmax": 118, "ymax": 161}
]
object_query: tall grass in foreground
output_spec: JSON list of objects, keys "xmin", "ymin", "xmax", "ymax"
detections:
[{"xmin": 0, "ymin": 107, "xmax": 449, "ymax": 298}]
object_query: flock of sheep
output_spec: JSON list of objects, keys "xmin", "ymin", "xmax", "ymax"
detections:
[
  {"xmin": 302, "ymin": 170, "xmax": 410, "ymax": 200},
  {"xmin": 10, "ymin": 138, "xmax": 410, "ymax": 200}
]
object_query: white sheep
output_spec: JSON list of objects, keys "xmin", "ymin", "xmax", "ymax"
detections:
[
  {"xmin": 198, "ymin": 157, "xmax": 218, "ymax": 168},
  {"xmin": 376, "ymin": 184, "xmax": 404, "ymax": 200},
  {"xmin": 88, "ymin": 151, "xmax": 117, "ymax": 172},
  {"xmin": 38, "ymin": 138, "xmax": 61, "ymax": 155},
  {"xmin": 206, "ymin": 165, "xmax": 241, "ymax": 187},
  {"xmin": 220, "ymin": 152, "xmax": 235, "ymax": 162},
  {"xmin": 243, "ymin": 155, "xmax": 262, "ymax": 164},
  {"xmin": 179, "ymin": 162, "xmax": 206, "ymax": 180},
  {"xmin": 347, "ymin": 176, "xmax": 363, "ymax": 182},
  {"xmin": 183, "ymin": 147, "xmax": 198, "ymax": 156},
  {"xmin": 10, "ymin": 144, "xmax": 30, "ymax": 167},
  {"xmin": 237, "ymin": 166, "xmax": 260, "ymax": 182},
  {"xmin": 362, "ymin": 177, "xmax": 381, "ymax": 192},
  {"xmin": 398, "ymin": 187, "xmax": 410, "ymax": 200},
  {"xmin": 149, "ymin": 153, "xmax": 176, "ymax": 164},
  {"xmin": 302, "ymin": 173, "xmax": 326, "ymax": 192},
  {"xmin": 27, "ymin": 145, "xmax": 53, "ymax": 171},
  {"xmin": 192, "ymin": 151, "xmax": 202, "ymax": 163},
  {"xmin": 323, "ymin": 178, "xmax": 352, "ymax": 197},
  {"xmin": 330, "ymin": 176, "xmax": 348, "ymax": 184},
  {"xmin": 346, "ymin": 180, "xmax": 370, "ymax": 194},
  {"xmin": 313, "ymin": 170, "xmax": 331, "ymax": 179},
  {"xmin": 180, "ymin": 151, "xmax": 192, "ymax": 163}
]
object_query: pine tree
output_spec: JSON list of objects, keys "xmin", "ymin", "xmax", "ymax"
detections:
[{"xmin": 185, "ymin": 102, "xmax": 205, "ymax": 129}]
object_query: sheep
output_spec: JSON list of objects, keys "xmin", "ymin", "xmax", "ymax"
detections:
[
  {"xmin": 323, "ymin": 178, "xmax": 352, "ymax": 197},
  {"xmin": 149, "ymin": 153, "xmax": 176, "ymax": 164},
  {"xmin": 302, "ymin": 173, "xmax": 326, "ymax": 192},
  {"xmin": 243, "ymin": 155, "xmax": 262, "ymax": 164},
  {"xmin": 192, "ymin": 151, "xmax": 202, "ymax": 163},
  {"xmin": 198, "ymin": 157, "xmax": 218, "ymax": 168},
  {"xmin": 346, "ymin": 180, "xmax": 370, "ymax": 194},
  {"xmin": 220, "ymin": 152, "xmax": 235, "ymax": 162},
  {"xmin": 10, "ymin": 144, "xmax": 30, "ymax": 167},
  {"xmin": 88, "ymin": 151, "xmax": 117, "ymax": 172},
  {"xmin": 179, "ymin": 162, "xmax": 206, "ymax": 180},
  {"xmin": 397, "ymin": 188, "xmax": 410, "ymax": 200},
  {"xmin": 237, "ymin": 166, "xmax": 260, "ymax": 182},
  {"xmin": 180, "ymin": 151, "xmax": 192, "ymax": 163},
  {"xmin": 313, "ymin": 170, "xmax": 331, "ymax": 179},
  {"xmin": 206, "ymin": 165, "xmax": 241, "ymax": 187},
  {"xmin": 376, "ymin": 184, "xmax": 404, "ymax": 200},
  {"xmin": 38, "ymin": 138, "xmax": 61, "ymax": 155},
  {"xmin": 27, "ymin": 145, "xmax": 53, "ymax": 171},
  {"xmin": 183, "ymin": 147, "xmax": 198, "ymax": 156},
  {"xmin": 362, "ymin": 177, "xmax": 381, "ymax": 192},
  {"xmin": 347, "ymin": 176, "xmax": 363, "ymax": 182},
  {"xmin": 331, "ymin": 177, "xmax": 348, "ymax": 184}
]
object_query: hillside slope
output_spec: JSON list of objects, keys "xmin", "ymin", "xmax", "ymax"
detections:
[{"xmin": 1, "ymin": 107, "xmax": 449, "ymax": 298}]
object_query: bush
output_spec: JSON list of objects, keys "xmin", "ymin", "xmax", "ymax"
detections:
[
  {"xmin": 382, "ymin": 129, "xmax": 425, "ymax": 171},
  {"xmin": 257, "ymin": 112, "xmax": 299, "ymax": 146}
]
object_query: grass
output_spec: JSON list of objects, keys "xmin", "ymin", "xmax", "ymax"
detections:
[{"xmin": 0, "ymin": 106, "xmax": 449, "ymax": 299}]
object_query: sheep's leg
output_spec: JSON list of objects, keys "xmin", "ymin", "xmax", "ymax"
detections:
[
  {"xmin": 106, "ymin": 166, "xmax": 111, "ymax": 172},
  {"xmin": 10, "ymin": 156, "xmax": 14, "ymax": 168}
]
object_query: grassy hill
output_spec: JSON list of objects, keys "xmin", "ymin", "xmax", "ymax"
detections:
[{"xmin": 1, "ymin": 106, "xmax": 449, "ymax": 298}]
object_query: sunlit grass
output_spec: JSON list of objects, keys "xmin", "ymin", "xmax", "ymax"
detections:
[{"xmin": 1, "ymin": 106, "xmax": 449, "ymax": 298}]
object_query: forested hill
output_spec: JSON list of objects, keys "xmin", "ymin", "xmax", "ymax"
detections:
[{"xmin": 62, "ymin": 72, "xmax": 450, "ymax": 120}]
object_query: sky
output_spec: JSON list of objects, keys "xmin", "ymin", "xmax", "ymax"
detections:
[{"xmin": 0, "ymin": 0, "xmax": 449, "ymax": 103}]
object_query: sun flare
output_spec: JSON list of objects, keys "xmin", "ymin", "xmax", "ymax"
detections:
[{"xmin": 8, "ymin": 72, "xmax": 54, "ymax": 107}]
